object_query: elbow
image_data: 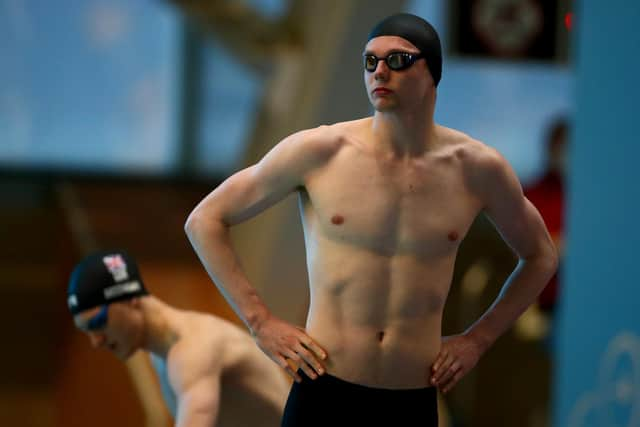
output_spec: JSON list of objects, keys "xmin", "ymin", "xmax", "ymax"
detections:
[
  {"xmin": 539, "ymin": 239, "xmax": 559, "ymax": 277},
  {"xmin": 521, "ymin": 240, "xmax": 559, "ymax": 278},
  {"xmin": 184, "ymin": 208, "xmax": 202, "ymax": 240},
  {"xmin": 547, "ymin": 247, "xmax": 560, "ymax": 277},
  {"xmin": 184, "ymin": 205, "xmax": 225, "ymax": 241}
]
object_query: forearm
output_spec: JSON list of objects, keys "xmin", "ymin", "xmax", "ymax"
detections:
[
  {"xmin": 184, "ymin": 212, "xmax": 270, "ymax": 331},
  {"xmin": 465, "ymin": 253, "xmax": 558, "ymax": 352},
  {"xmin": 125, "ymin": 353, "xmax": 173, "ymax": 427}
]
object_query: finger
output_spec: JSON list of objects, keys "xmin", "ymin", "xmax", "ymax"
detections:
[
  {"xmin": 295, "ymin": 343, "xmax": 325, "ymax": 375},
  {"xmin": 442, "ymin": 369, "xmax": 464, "ymax": 394},
  {"xmin": 285, "ymin": 365, "xmax": 303, "ymax": 383},
  {"xmin": 432, "ymin": 352, "xmax": 452, "ymax": 383},
  {"xmin": 436, "ymin": 360, "xmax": 461, "ymax": 388},
  {"xmin": 431, "ymin": 349, "xmax": 447, "ymax": 373},
  {"xmin": 432, "ymin": 353, "xmax": 455, "ymax": 385},
  {"xmin": 276, "ymin": 356, "xmax": 302, "ymax": 383},
  {"xmin": 297, "ymin": 360, "xmax": 318, "ymax": 380},
  {"xmin": 300, "ymin": 336, "xmax": 328, "ymax": 361},
  {"xmin": 283, "ymin": 349, "xmax": 317, "ymax": 380}
]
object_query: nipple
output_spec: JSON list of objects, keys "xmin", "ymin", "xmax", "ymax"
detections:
[
  {"xmin": 331, "ymin": 214, "xmax": 345, "ymax": 225},
  {"xmin": 448, "ymin": 231, "xmax": 459, "ymax": 242}
]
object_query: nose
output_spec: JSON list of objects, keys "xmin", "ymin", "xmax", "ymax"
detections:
[
  {"xmin": 373, "ymin": 59, "xmax": 390, "ymax": 81},
  {"xmin": 88, "ymin": 332, "xmax": 106, "ymax": 349}
]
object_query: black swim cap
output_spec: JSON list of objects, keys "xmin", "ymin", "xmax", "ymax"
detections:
[
  {"xmin": 67, "ymin": 250, "xmax": 148, "ymax": 315},
  {"xmin": 367, "ymin": 13, "xmax": 442, "ymax": 86}
]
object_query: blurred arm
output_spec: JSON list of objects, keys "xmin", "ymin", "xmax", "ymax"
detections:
[
  {"xmin": 175, "ymin": 376, "xmax": 221, "ymax": 427},
  {"xmin": 125, "ymin": 352, "xmax": 173, "ymax": 427}
]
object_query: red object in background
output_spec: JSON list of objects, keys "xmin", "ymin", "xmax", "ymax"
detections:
[{"xmin": 564, "ymin": 12, "xmax": 573, "ymax": 30}]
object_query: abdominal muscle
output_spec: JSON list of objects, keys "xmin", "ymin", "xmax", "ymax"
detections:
[{"xmin": 304, "ymin": 242, "xmax": 455, "ymax": 389}]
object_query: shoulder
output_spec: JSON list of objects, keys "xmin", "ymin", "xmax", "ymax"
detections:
[
  {"xmin": 257, "ymin": 119, "xmax": 368, "ymax": 182},
  {"xmin": 442, "ymin": 127, "xmax": 511, "ymax": 179},
  {"xmin": 437, "ymin": 126, "xmax": 519, "ymax": 200},
  {"xmin": 436, "ymin": 126, "xmax": 502, "ymax": 166},
  {"xmin": 268, "ymin": 123, "xmax": 347, "ymax": 164},
  {"xmin": 166, "ymin": 314, "xmax": 231, "ymax": 392},
  {"xmin": 279, "ymin": 118, "xmax": 372, "ymax": 158}
]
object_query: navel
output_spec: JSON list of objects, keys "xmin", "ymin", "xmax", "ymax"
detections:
[
  {"xmin": 376, "ymin": 331, "xmax": 385, "ymax": 343},
  {"xmin": 448, "ymin": 231, "xmax": 459, "ymax": 242},
  {"xmin": 331, "ymin": 214, "xmax": 345, "ymax": 225}
]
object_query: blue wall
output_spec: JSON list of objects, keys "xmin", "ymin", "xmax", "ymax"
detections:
[{"xmin": 554, "ymin": 2, "xmax": 640, "ymax": 426}]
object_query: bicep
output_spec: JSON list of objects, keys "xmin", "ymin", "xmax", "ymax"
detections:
[
  {"xmin": 208, "ymin": 162, "xmax": 297, "ymax": 225},
  {"xmin": 175, "ymin": 376, "xmax": 221, "ymax": 427},
  {"xmin": 191, "ymin": 133, "xmax": 316, "ymax": 226}
]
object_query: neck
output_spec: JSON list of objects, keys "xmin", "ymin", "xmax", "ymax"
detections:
[
  {"xmin": 139, "ymin": 296, "xmax": 180, "ymax": 358},
  {"xmin": 371, "ymin": 94, "xmax": 437, "ymax": 157}
]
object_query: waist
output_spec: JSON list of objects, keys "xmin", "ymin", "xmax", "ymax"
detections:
[
  {"xmin": 307, "ymin": 320, "xmax": 441, "ymax": 389},
  {"xmin": 297, "ymin": 369, "xmax": 436, "ymax": 393}
]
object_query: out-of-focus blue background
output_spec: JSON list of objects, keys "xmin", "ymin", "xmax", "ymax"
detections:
[{"xmin": 0, "ymin": 0, "xmax": 571, "ymax": 183}]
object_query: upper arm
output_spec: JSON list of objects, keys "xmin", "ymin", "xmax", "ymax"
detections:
[
  {"xmin": 169, "ymin": 342, "xmax": 222, "ymax": 427},
  {"xmin": 188, "ymin": 126, "xmax": 338, "ymax": 226},
  {"xmin": 471, "ymin": 147, "xmax": 556, "ymax": 262},
  {"xmin": 175, "ymin": 376, "xmax": 221, "ymax": 427}
]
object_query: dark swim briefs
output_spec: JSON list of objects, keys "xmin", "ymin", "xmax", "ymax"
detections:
[{"xmin": 281, "ymin": 370, "xmax": 438, "ymax": 426}]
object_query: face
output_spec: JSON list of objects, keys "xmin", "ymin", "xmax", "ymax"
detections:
[
  {"xmin": 363, "ymin": 36, "xmax": 433, "ymax": 112},
  {"xmin": 73, "ymin": 299, "xmax": 145, "ymax": 360}
]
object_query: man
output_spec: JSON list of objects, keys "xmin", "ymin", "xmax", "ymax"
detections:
[
  {"xmin": 185, "ymin": 13, "xmax": 558, "ymax": 426},
  {"xmin": 68, "ymin": 250, "xmax": 290, "ymax": 427}
]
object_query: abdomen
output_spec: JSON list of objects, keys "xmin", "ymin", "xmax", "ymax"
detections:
[{"xmin": 306, "ymin": 246, "xmax": 453, "ymax": 388}]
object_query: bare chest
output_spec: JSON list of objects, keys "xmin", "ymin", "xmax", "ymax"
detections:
[{"xmin": 303, "ymin": 151, "xmax": 482, "ymax": 254}]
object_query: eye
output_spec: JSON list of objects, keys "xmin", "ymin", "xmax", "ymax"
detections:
[
  {"xmin": 387, "ymin": 53, "xmax": 408, "ymax": 69},
  {"xmin": 364, "ymin": 55, "xmax": 377, "ymax": 71}
]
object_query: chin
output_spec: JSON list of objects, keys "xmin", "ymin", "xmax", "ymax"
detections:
[
  {"xmin": 373, "ymin": 102, "xmax": 397, "ymax": 112},
  {"xmin": 369, "ymin": 95, "xmax": 396, "ymax": 110}
]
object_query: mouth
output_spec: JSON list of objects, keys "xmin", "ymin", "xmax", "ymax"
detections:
[{"xmin": 372, "ymin": 87, "xmax": 393, "ymax": 96}]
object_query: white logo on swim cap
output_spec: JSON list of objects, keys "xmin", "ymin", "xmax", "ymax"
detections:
[
  {"xmin": 103, "ymin": 254, "xmax": 129, "ymax": 282},
  {"xmin": 68, "ymin": 294, "xmax": 78, "ymax": 308},
  {"xmin": 103, "ymin": 280, "xmax": 142, "ymax": 300}
]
